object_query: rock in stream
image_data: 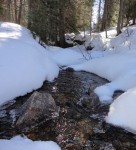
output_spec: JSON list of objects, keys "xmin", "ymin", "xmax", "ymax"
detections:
[{"xmin": 16, "ymin": 92, "xmax": 59, "ymax": 131}]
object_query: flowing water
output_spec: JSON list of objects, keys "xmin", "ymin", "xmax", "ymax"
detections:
[{"xmin": 0, "ymin": 70, "xmax": 136, "ymax": 149}]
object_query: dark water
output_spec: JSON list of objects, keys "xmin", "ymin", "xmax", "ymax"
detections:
[{"xmin": 0, "ymin": 70, "xmax": 136, "ymax": 150}]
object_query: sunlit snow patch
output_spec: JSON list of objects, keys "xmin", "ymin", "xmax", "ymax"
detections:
[{"xmin": 0, "ymin": 22, "xmax": 59, "ymax": 106}]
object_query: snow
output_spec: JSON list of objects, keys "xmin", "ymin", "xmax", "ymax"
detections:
[
  {"xmin": 0, "ymin": 136, "xmax": 61, "ymax": 150},
  {"xmin": 45, "ymin": 43, "xmax": 96, "ymax": 67},
  {"xmin": 68, "ymin": 50, "xmax": 136, "ymax": 103},
  {"xmin": 2, "ymin": 21, "xmax": 136, "ymax": 135},
  {"xmin": 46, "ymin": 48, "xmax": 88, "ymax": 66},
  {"xmin": 64, "ymin": 26, "xmax": 136, "ymax": 133},
  {"xmin": 109, "ymin": 26, "xmax": 136, "ymax": 52},
  {"xmin": 85, "ymin": 33, "xmax": 106, "ymax": 51},
  {"xmin": 0, "ymin": 22, "xmax": 59, "ymax": 106},
  {"xmin": 67, "ymin": 26, "xmax": 136, "ymax": 102},
  {"xmin": 106, "ymin": 87, "xmax": 136, "ymax": 134}
]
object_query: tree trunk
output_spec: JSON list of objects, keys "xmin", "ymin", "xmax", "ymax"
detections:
[
  {"xmin": 117, "ymin": 0, "xmax": 124, "ymax": 35},
  {"xmin": 27, "ymin": 0, "xmax": 32, "ymax": 28},
  {"xmin": 97, "ymin": 0, "xmax": 101, "ymax": 32},
  {"xmin": 7, "ymin": 0, "xmax": 11, "ymax": 22},
  {"xmin": 17, "ymin": 0, "xmax": 23, "ymax": 24},
  {"xmin": 14, "ymin": 0, "xmax": 17, "ymax": 23},
  {"xmin": 101, "ymin": 0, "xmax": 108, "ymax": 38},
  {"xmin": 133, "ymin": 18, "xmax": 136, "ymax": 25},
  {"xmin": 105, "ymin": 0, "xmax": 108, "ymax": 38},
  {"xmin": 132, "ymin": 2, "xmax": 136, "ymax": 25},
  {"xmin": 59, "ymin": 0, "xmax": 65, "ymax": 48},
  {"xmin": 90, "ymin": 4, "xmax": 92, "ymax": 36}
]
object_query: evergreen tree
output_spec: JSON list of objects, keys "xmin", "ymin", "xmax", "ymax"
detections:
[
  {"xmin": 101, "ymin": 0, "xmax": 119, "ymax": 31},
  {"xmin": 28, "ymin": 0, "xmax": 78, "ymax": 47},
  {"xmin": 125, "ymin": 0, "xmax": 136, "ymax": 25}
]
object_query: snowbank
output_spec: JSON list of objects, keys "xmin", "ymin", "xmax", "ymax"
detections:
[
  {"xmin": 84, "ymin": 27, "xmax": 117, "ymax": 51},
  {"xmin": 0, "ymin": 136, "xmax": 61, "ymax": 150},
  {"xmin": 109, "ymin": 26, "xmax": 136, "ymax": 52},
  {"xmin": 106, "ymin": 87, "xmax": 136, "ymax": 134},
  {"xmin": 65, "ymin": 26, "xmax": 136, "ymax": 133},
  {"xmin": 46, "ymin": 47, "xmax": 89, "ymax": 66},
  {"xmin": 2, "ymin": 22, "xmax": 136, "ymax": 134},
  {"xmin": 85, "ymin": 34, "xmax": 106, "ymax": 51},
  {"xmin": 68, "ymin": 51, "xmax": 136, "ymax": 103},
  {"xmin": 0, "ymin": 22, "xmax": 59, "ymax": 106}
]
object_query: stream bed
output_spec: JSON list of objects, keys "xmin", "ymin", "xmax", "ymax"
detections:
[{"xmin": 0, "ymin": 70, "xmax": 136, "ymax": 150}]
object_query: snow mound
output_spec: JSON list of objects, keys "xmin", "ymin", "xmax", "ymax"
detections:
[
  {"xmin": 68, "ymin": 51, "xmax": 136, "ymax": 103},
  {"xmin": 109, "ymin": 26, "xmax": 136, "ymax": 52},
  {"xmin": 85, "ymin": 34, "xmax": 106, "ymax": 51},
  {"xmin": 106, "ymin": 87, "xmax": 136, "ymax": 134},
  {"xmin": 46, "ymin": 44, "xmax": 97, "ymax": 67},
  {"xmin": 46, "ymin": 48, "xmax": 89, "ymax": 66},
  {"xmin": 0, "ymin": 136, "xmax": 61, "ymax": 150},
  {"xmin": 57, "ymin": 26, "xmax": 136, "ymax": 133},
  {"xmin": 0, "ymin": 22, "xmax": 59, "ymax": 106},
  {"xmin": 65, "ymin": 26, "xmax": 136, "ymax": 133},
  {"xmin": 84, "ymin": 27, "xmax": 117, "ymax": 51}
]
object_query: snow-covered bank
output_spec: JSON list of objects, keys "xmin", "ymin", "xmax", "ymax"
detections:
[
  {"xmin": 42, "ymin": 25, "xmax": 136, "ymax": 134},
  {"xmin": 46, "ymin": 47, "xmax": 88, "ymax": 66},
  {"xmin": 0, "ymin": 136, "xmax": 61, "ymax": 150},
  {"xmin": 1, "ymin": 21, "xmax": 136, "ymax": 135},
  {"xmin": 68, "ymin": 50, "xmax": 136, "ymax": 103},
  {"xmin": 106, "ymin": 87, "xmax": 136, "ymax": 134},
  {"xmin": 63, "ymin": 26, "xmax": 136, "ymax": 134},
  {"xmin": 47, "ymin": 26, "xmax": 136, "ymax": 104},
  {"xmin": 0, "ymin": 22, "xmax": 59, "ymax": 106}
]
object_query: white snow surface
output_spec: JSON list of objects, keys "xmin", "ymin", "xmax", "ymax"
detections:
[
  {"xmin": 68, "ymin": 51, "xmax": 136, "ymax": 103},
  {"xmin": 0, "ymin": 136, "xmax": 61, "ymax": 150},
  {"xmin": 46, "ymin": 45, "xmax": 92, "ymax": 66},
  {"xmin": 65, "ymin": 26, "xmax": 136, "ymax": 133},
  {"xmin": 0, "ymin": 22, "xmax": 59, "ymax": 106},
  {"xmin": 2, "ymin": 22, "xmax": 136, "ymax": 134},
  {"xmin": 106, "ymin": 87, "xmax": 136, "ymax": 134}
]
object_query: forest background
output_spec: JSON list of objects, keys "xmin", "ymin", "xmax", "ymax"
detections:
[{"xmin": 0, "ymin": 0, "xmax": 136, "ymax": 47}]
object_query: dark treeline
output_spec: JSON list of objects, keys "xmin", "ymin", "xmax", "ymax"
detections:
[
  {"xmin": 0, "ymin": 0, "xmax": 136, "ymax": 47},
  {"xmin": 0, "ymin": 0, "xmax": 94, "ymax": 47}
]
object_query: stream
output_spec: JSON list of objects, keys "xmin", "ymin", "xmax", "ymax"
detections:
[{"xmin": 0, "ymin": 70, "xmax": 136, "ymax": 150}]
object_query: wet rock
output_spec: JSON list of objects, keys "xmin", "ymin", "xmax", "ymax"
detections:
[
  {"xmin": 86, "ymin": 46, "xmax": 94, "ymax": 51},
  {"xmin": 16, "ymin": 91, "xmax": 59, "ymax": 130},
  {"xmin": 92, "ymin": 141, "xmax": 116, "ymax": 150},
  {"xmin": 77, "ymin": 94, "xmax": 100, "ymax": 112},
  {"xmin": 66, "ymin": 67, "xmax": 75, "ymax": 72},
  {"xmin": 93, "ymin": 121, "xmax": 106, "ymax": 134}
]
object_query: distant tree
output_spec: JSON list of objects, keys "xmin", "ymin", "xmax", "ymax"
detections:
[
  {"xmin": 101, "ymin": 0, "xmax": 108, "ymax": 37},
  {"xmin": 0, "ymin": 0, "xmax": 3, "ymax": 15},
  {"xmin": 117, "ymin": 0, "xmax": 124, "ymax": 35},
  {"xmin": 101, "ymin": 0, "xmax": 119, "ymax": 31},
  {"xmin": 97, "ymin": 0, "xmax": 102, "ymax": 32},
  {"xmin": 0, "ymin": 0, "xmax": 95, "ymax": 47},
  {"xmin": 132, "ymin": 2, "xmax": 136, "ymax": 24},
  {"xmin": 17, "ymin": 0, "xmax": 23, "ymax": 24},
  {"xmin": 125, "ymin": 0, "xmax": 136, "ymax": 25}
]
